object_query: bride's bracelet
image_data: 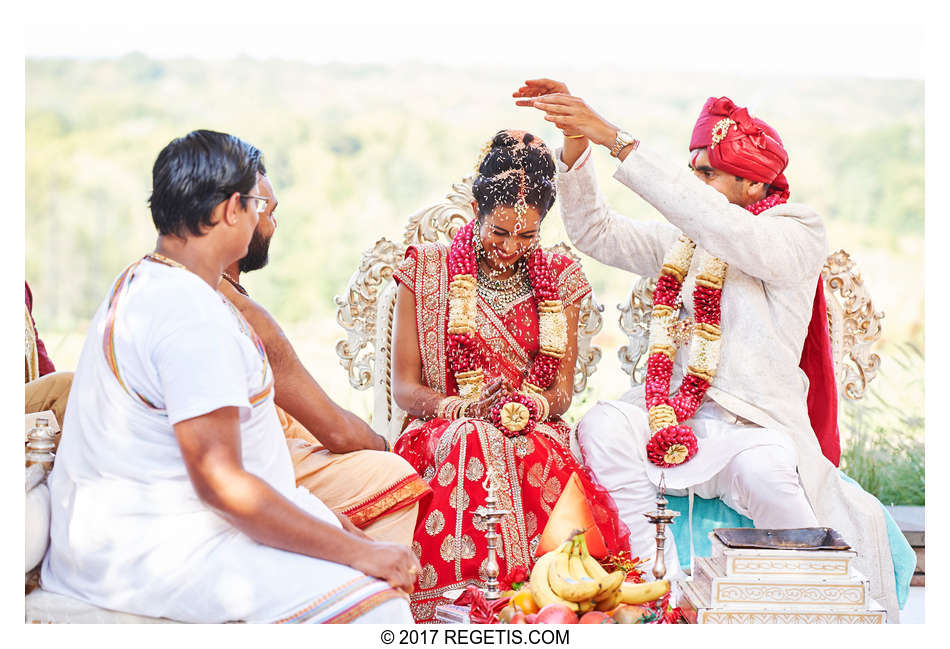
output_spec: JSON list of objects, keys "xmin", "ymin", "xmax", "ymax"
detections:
[
  {"xmin": 435, "ymin": 396, "xmax": 473, "ymax": 420},
  {"xmin": 521, "ymin": 391, "xmax": 550, "ymax": 422}
]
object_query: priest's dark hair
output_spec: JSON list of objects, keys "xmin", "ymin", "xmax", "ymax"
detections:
[
  {"xmin": 472, "ymin": 130, "xmax": 557, "ymax": 220},
  {"xmin": 149, "ymin": 129, "xmax": 262, "ymax": 238}
]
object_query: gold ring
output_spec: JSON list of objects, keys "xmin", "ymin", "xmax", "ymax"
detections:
[{"xmin": 408, "ymin": 566, "xmax": 419, "ymax": 576}]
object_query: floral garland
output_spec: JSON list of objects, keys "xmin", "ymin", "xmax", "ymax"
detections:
[
  {"xmin": 645, "ymin": 192, "xmax": 787, "ymax": 467},
  {"xmin": 445, "ymin": 219, "xmax": 566, "ymax": 437}
]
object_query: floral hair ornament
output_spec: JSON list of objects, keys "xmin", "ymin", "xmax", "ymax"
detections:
[
  {"xmin": 474, "ymin": 137, "xmax": 495, "ymax": 173},
  {"xmin": 710, "ymin": 118, "xmax": 735, "ymax": 149}
]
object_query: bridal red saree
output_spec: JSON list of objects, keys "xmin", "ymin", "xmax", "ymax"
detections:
[{"xmin": 393, "ymin": 242, "xmax": 630, "ymax": 622}]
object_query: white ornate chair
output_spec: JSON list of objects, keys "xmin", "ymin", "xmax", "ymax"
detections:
[
  {"xmin": 335, "ymin": 175, "xmax": 605, "ymax": 442},
  {"xmin": 617, "ymin": 249, "xmax": 883, "ymax": 400}
]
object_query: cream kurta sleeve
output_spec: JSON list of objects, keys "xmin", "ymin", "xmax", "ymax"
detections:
[
  {"xmin": 612, "ymin": 144, "xmax": 827, "ymax": 285},
  {"xmin": 555, "ymin": 144, "xmax": 678, "ymax": 278}
]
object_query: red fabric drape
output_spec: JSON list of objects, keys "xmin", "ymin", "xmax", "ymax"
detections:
[
  {"xmin": 800, "ymin": 278, "xmax": 840, "ymax": 466},
  {"xmin": 26, "ymin": 281, "xmax": 56, "ymax": 377}
]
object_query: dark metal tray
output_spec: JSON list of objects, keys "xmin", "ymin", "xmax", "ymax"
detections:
[{"xmin": 713, "ymin": 527, "xmax": 851, "ymax": 551}]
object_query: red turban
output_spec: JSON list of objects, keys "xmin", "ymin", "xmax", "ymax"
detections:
[{"xmin": 690, "ymin": 97, "xmax": 790, "ymax": 202}]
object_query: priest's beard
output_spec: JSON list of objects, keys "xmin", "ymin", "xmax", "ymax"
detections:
[{"xmin": 239, "ymin": 229, "xmax": 272, "ymax": 273}]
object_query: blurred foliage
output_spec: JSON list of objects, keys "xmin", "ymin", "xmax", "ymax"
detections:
[
  {"xmin": 839, "ymin": 344, "xmax": 925, "ymax": 505},
  {"xmin": 25, "ymin": 58, "xmax": 925, "ymax": 504},
  {"xmin": 26, "ymin": 56, "xmax": 923, "ymax": 333}
]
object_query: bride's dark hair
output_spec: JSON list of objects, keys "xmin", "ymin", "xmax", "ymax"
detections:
[{"xmin": 472, "ymin": 130, "xmax": 556, "ymax": 220}]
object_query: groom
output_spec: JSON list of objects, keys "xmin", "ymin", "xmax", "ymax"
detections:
[{"xmin": 517, "ymin": 79, "xmax": 899, "ymax": 619}]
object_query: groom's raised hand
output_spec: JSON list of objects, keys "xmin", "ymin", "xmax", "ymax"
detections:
[
  {"xmin": 512, "ymin": 78, "xmax": 571, "ymax": 105},
  {"xmin": 529, "ymin": 93, "xmax": 618, "ymax": 149}
]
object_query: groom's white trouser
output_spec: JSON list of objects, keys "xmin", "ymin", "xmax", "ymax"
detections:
[{"xmin": 576, "ymin": 400, "xmax": 818, "ymax": 581}]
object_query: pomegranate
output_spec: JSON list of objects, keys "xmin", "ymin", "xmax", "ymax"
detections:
[
  {"xmin": 535, "ymin": 603, "xmax": 579, "ymax": 624},
  {"xmin": 579, "ymin": 611, "xmax": 616, "ymax": 624}
]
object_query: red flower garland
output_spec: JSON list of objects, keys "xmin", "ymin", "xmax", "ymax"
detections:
[
  {"xmin": 446, "ymin": 219, "xmax": 562, "ymax": 435},
  {"xmin": 644, "ymin": 192, "xmax": 787, "ymax": 467}
]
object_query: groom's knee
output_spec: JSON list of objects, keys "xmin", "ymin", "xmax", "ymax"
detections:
[{"xmin": 576, "ymin": 402, "xmax": 638, "ymax": 462}]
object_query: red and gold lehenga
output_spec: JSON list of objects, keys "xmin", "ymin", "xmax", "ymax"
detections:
[{"xmin": 393, "ymin": 242, "xmax": 631, "ymax": 623}]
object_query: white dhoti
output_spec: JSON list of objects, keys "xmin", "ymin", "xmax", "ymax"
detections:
[
  {"xmin": 42, "ymin": 260, "xmax": 413, "ymax": 624},
  {"xmin": 575, "ymin": 398, "xmax": 818, "ymax": 580}
]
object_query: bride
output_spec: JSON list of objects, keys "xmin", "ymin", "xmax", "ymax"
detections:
[{"xmin": 391, "ymin": 129, "xmax": 629, "ymax": 622}]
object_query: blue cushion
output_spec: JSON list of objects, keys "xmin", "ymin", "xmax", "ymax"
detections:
[{"xmin": 665, "ymin": 470, "xmax": 915, "ymax": 609}]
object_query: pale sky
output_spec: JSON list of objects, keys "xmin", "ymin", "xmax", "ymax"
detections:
[{"xmin": 21, "ymin": 2, "xmax": 928, "ymax": 80}]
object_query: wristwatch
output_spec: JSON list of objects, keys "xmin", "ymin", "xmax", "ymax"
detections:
[{"xmin": 610, "ymin": 129, "xmax": 638, "ymax": 158}]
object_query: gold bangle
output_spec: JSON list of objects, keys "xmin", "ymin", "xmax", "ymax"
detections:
[{"xmin": 565, "ymin": 134, "xmax": 585, "ymax": 139}]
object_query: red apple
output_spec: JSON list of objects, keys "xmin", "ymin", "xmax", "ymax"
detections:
[
  {"xmin": 509, "ymin": 612, "xmax": 528, "ymax": 624},
  {"xmin": 525, "ymin": 614, "xmax": 538, "ymax": 624},
  {"xmin": 535, "ymin": 603, "xmax": 579, "ymax": 624},
  {"xmin": 579, "ymin": 611, "xmax": 615, "ymax": 624}
]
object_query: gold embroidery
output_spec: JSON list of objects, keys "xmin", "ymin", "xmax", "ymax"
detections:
[
  {"xmin": 410, "ymin": 600, "xmax": 437, "ymax": 622},
  {"xmin": 394, "ymin": 254, "xmax": 417, "ymax": 292},
  {"xmin": 526, "ymin": 511, "xmax": 538, "ymax": 537},
  {"xmin": 343, "ymin": 475, "xmax": 430, "ymax": 528},
  {"xmin": 453, "ymin": 422, "xmax": 469, "ymax": 581},
  {"xmin": 414, "ymin": 245, "xmax": 449, "ymax": 395},
  {"xmin": 418, "ymin": 563, "xmax": 438, "ymax": 589},
  {"xmin": 448, "ymin": 485, "xmax": 470, "ymax": 511},
  {"xmin": 411, "ymin": 541, "xmax": 423, "ymax": 560},
  {"xmin": 513, "ymin": 436, "xmax": 529, "ymax": 458},
  {"xmin": 435, "ymin": 425, "xmax": 455, "ymax": 467},
  {"xmin": 426, "ymin": 510, "xmax": 446, "ymax": 536},
  {"xmin": 460, "ymin": 535, "xmax": 476, "ymax": 560},
  {"xmin": 466, "ymin": 456, "xmax": 484, "ymax": 482},
  {"xmin": 441, "ymin": 535, "xmax": 456, "ymax": 562},
  {"xmin": 543, "ymin": 476, "xmax": 562, "ymax": 504},
  {"xmin": 527, "ymin": 463, "xmax": 544, "ymax": 488},
  {"xmin": 555, "ymin": 258, "xmax": 593, "ymax": 307},
  {"xmin": 504, "ymin": 434, "xmax": 531, "ymax": 568},
  {"xmin": 437, "ymin": 463, "xmax": 457, "ymax": 487}
]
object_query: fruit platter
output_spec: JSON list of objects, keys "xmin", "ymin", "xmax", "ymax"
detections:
[{"xmin": 442, "ymin": 531, "xmax": 682, "ymax": 624}]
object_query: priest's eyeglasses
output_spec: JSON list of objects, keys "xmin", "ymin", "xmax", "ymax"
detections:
[{"xmin": 240, "ymin": 194, "xmax": 270, "ymax": 214}]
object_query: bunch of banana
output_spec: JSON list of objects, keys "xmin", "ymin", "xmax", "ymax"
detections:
[{"xmin": 529, "ymin": 532, "xmax": 630, "ymax": 613}]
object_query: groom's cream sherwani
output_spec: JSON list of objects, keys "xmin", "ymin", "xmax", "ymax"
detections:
[{"xmin": 557, "ymin": 143, "xmax": 898, "ymax": 621}]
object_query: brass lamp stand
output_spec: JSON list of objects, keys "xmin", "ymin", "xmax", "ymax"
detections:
[
  {"xmin": 473, "ymin": 469, "xmax": 510, "ymax": 600},
  {"xmin": 643, "ymin": 472, "xmax": 680, "ymax": 580}
]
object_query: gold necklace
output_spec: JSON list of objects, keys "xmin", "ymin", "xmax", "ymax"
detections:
[
  {"xmin": 146, "ymin": 252, "xmax": 187, "ymax": 270},
  {"xmin": 221, "ymin": 271, "xmax": 249, "ymax": 296}
]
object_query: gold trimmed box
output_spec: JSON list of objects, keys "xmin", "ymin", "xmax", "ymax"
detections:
[
  {"xmin": 693, "ymin": 556, "xmax": 870, "ymax": 610},
  {"xmin": 680, "ymin": 580, "xmax": 885, "ymax": 624},
  {"xmin": 708, "ymin": 532, "xmax": 857, "ymax": 579}
]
